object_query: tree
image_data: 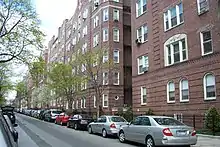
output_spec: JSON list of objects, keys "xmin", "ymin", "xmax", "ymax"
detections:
[
  {"xmin": 0, "ymin": 63, "xmax": 13, "ymax": 105},
  {"xmin": 0, "ymin": 0, "xmax": 44, "ymax": 63},
  {"xmin": 48, "ymin": 62, "xmax": 82, "ymax": 110},
  {"xmin": 72, "ymin": 45, "xmax": 115, "ymax": 118},
  {"xmin": 15, "ymin": 80, "xmax": 28, "ymax": 107},
  {"xmin": 205, "ymin": 106, "xmax": 220, "ymax": 135}
]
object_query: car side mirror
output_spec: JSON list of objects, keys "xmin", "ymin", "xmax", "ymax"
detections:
[
  {"xmin": 13, "ymin": 123, "xmax": 18, "ymax": 127},
  {"xmin": 13, "ymin": 131, "xmax": 18, "ymax": 142}
]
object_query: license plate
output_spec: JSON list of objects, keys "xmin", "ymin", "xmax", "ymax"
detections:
[
  {"xmin": 81, "ymin": 120, "xmax": 88, "ymax": 124},
  {"xmin": 176, "ymin": 130, "xmax": 187, "ymax": 136}
]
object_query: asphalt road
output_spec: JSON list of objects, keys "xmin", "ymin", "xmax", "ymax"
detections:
[{"xmin": 15, "ymin": 113, "xmax": 220, "ymax": 147}]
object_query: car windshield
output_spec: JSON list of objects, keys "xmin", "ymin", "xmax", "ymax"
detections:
[
  {"xmin": 52, "ymin": 111, "xmax": 62, "ymax": 114},
  {"xmin": 110, "ymin": 116, "xmax": 126, "ymax": 122},
  {"xmin": 153, "ymin": 117, "xmax": 184, "ymax": 126}
]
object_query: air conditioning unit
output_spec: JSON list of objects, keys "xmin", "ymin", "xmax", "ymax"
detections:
[
  {"xmin": 114, "ymin": 19, "xmax": 119, "ymax": 22},
  {"xmin": 136, "ymin": 38, "xmax": 142, "ymax": 44},
  {"xmin": 95, "ymin": 2, "xmax": 99, "ymax": 7}
]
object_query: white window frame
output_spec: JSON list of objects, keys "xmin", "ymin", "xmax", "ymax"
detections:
[
  {"xmin": 137, "ymin": 55, "xmax": 149, "ymax": 75},
  {"xmin": 103, "ymin": 8, "xmax": 109, "ymax": 21},
  {"xmin": 76, "ymin": 100, "xmax": 78, "ymax": 109},
  {"xmin": 113, "ymin": 0, "xmax": 119, "ymax": 2},
  {"xmin": 103, "ymin": 72, "xmax": 108, "ymax": 85},
  {"xmin": 136, "ymin": 24, "xmax": 148, "ymax": 43},
  {"xmin": 113, "ymin": 9, "xmax": 119, "ymax": 21},
  {"xmin": 102, "ymin": 94, "xmax": 108, "ymax": 107},
  {"xmin": 200, "ymin": 30, "xmax": 213, "ymax": 56},
  {"xmin": 141, "ymin": 87, "xmax": 147, "ymax": 105},
  {"xmin": 136, "ymin": 0, "xmax": 147, "ymax": 17},
  {"xmin": 93, "ymin": 34, "xmax": 99, "ymax": 47},
  {"xmin": 179, "ymin": 79, "xmax": 189, "ymax": 102},
  {"xmin": 167, "ymin": 81, "xmax": 175, "ymax": 103},
  {"xmin": 81, "ymin": 99, "xmax": 83, "ymax": 108},
  {"xmin": 94, "ymin": 0, "xmax": 99, "ymax": 10},
  {"xmin": 83, "ymin": 26, "xmax": 87, "ymax": 36},
  {"xmin": 83, "ymin": 9, "xmax": 88, "ymax": 19},
  {"xmin": 72, "ymin": 101, "xmax": 75, "ymax": 109},
  {"xmin": 164, "ymin": 3, "xmax": 183, "ymax": 31},
  {"xmin": 94, "ymin": 15, "xmax": 99, "ymax": 28},
  {"xmin": 113, "ymin": 50, "xmax": 119, "ymax": 63},
  {"xmin": 83, "ymin": 98, "xmax": 86, "ymax": 108},
  {"xmin": 81, "ymin": 64, "xmax": 86, "ymax": 72},
  {"xmin": 72, "ymin": 37, "xmax": 76, "ymax": 45},
  {"xmin": 113, "ymin": 28, "xmax": 119, "ymax": 42},
  {"xmin": 197, "ymin": 0, "xmax": 209, "ymax": 15},
  {"xmin": 203, "ymin": 73, "xmax": 216, "ymax": 100},
  {"xmin": 164, "ymin": 34, "xmax": 188, "ymax": 66},
  {"xmin": 103, "ymin": 28, "xmax": 108, "ymax": 42},
  {"xmin": 82, "ymin": 43, "xmax": 87, "ymax": 54},
  {"xmin": 93, "ymin": 96, "xmax": 96, "ymax": 108},
  {"xmin": 103, "ymin": 51, "xmax": 109, "ymax": 63},
  {"xmin": 113, "ymin": 72, "xmax": 119, "ymax": 85}
]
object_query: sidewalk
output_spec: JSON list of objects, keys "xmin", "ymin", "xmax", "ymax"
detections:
[{"xmin": 193, "ymin": 136, "xmax": 220, "ymax": 147}]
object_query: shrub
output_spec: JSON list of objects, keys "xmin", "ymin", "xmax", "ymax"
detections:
[
  {"xmin": 145, "ymin": 108, "xmax": 155, "ymax": 115},
  {"xmin": 116, "ymin": 106, "xmax": 133, "ymax": 122},
  {"xmin": 205, "ymin": 106, "xmax": 220, "ymax": 135}
]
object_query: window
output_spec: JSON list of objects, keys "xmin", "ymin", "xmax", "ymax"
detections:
[
  {"xmin": 81, "ymin": 99, "xmax": 83, "ymax": 108},
  {"xmin": 103, "ymin": 94, "xmax": 108, "ymax": 107},
  {"xmin": 203, "ymin": 73, "xmax": 216, "ymax": 100},
  {"xmin": 103, "ymin": 8, "xmax": 109, "ymax": 21},
  {"xmin": 113, "ymin": 28, "xmax": 119, "ymax": 42},
  {"xmin": 72, "ymin": 37, "xmax": 76, "ymax": 45},
  {"xmin": 103, "ymin": 72, "xmax": 108, "ymax": 85},
  {"xmin": 83, "ymin": 26, "xmax": 87, "ymax": 36},
  {"xmin": 76, "ymin": 100, "xmax": 78, "ymax": 109},
  {"xmin": 137, "ymin": 24, "xmax": 148, "ymax": 43},
  {"xmin": 81, "ymin": 64, "xmax": 86, "ymax": 72},
  {"xmin": 164, "ymin": 3, "xmax": 183, "ymax": 31},
  {"xmin": 78, "ymin": 31, "xmax": 81, "ymax": 41},
  {"xmin": 137, "ymin": 55, "xmax": 148, "ymax": 75},
  {"xmin": 167, "ymin": 81, "xmax": 175, "ymax": 103},
  {"xmin": 133, "ymin": 117, "xmax": 141, "ymax": 125},
  {"xmin": 83, "ymin": 98, "xmax": 86, "ymax": 108},
  {"xmin": 113, "ymin": 9, "xmax": 119, "ymax": 21},
  {"xmin": 94, "ymin": 96, "xmax": 96, "ymax": 108},
  {"xmin": 94, "ymin": 15, "xmax": 99, "ymax": 28},
  {"xmin": 113, "ymin": 50, "xmax": 119, "ymax": 63},
  {"xmin": 141, "ymin": 87, "xmax": 147, "ymax": 105},
  {"xmin": 72, "ymin": 101, "xmax": 75, "ymax": 109},
  {"xmin": 81, "ymin": 81, "xmax": 87, "ymax": 90},
  {"xmin": 180, "ymin": 79, "xmax": 189, "ymax": 102},
  {"xmin": 140, "ymin": 117, "xmax": 151, "ymax": 126},
  {"xmin": 200, "ymin": 31, "xmax": 213, "ymax": 55},
  {"xmin": 113, "ymin": 0, "xmax": 119, "ymax": 2},
  {"xmin": 94, "ymin": 0, "xmax": 99, "ymax": 10},
  {"xmin": 83, "ymin": 9, "xmax": 88, "ymax": 19},
  {"xmin": 164, "ymin": 34, "xmax": 188, "ymax": 66},
  {"xmin": 103, "ymin": 28, "xmax": 108, "ymax": 41},
  {"xmin": 82, "ymin": 43, "xmax": 87, "ymax": 54},
  {"xmin": 113, "ymin": 72, "xmax": 119, "ymax": 85},
  {"xmin": 103, "ymin": 51, "xmax": 108, "ymax": 63},
  {"xmin": 93, "ymin": 34, "xmax": 99, "ymax": 47},
  {"xmin": 136, "ymin": 0, "xmax": 147, "ymax": 17},
  {"xmin": 197, "ymin": 0, "xmax": 209, "ymax": 15}
]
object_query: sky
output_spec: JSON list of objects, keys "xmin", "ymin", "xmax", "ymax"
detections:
[{"xmin": 7, "ymin": 0, "xmax": 77, "ymax": 100}]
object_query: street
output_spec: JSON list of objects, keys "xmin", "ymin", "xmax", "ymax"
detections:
[{"xmin": 16, "ymin": 113, "xmax": 220, "ymax": 147}]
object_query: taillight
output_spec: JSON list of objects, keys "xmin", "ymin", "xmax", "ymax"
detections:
[
  {"xmin": 110, "ymin": 123, "xmax": 116, "ymax": 128},
  {"xmin": 192, "ymin": 129, "xmax": 196, "ymax": 136},
  {"xmin": 162, "ymin": 128, "xmax": 173, "ymax": 136}
]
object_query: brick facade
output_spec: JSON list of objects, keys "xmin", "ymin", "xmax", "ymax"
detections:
[{"xmin": 131, "ymin": 0, "xmax": 220, "ymax": 116}]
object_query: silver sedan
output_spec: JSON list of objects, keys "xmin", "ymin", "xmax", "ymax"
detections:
[
  {"xmin": 88, "ymin": 115, "xmax": 128, "ymax": 138},
  {"xmin": 118, "ymin": 115, "xmax": 197, "ymax": 147}
]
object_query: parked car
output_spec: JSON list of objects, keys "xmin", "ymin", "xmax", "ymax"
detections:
[
  {"xmin": 67, "ymin": 114, "xmax": 93, "ymax": 130},
  {"xmin": 44, "ymin": 109, "xmax": 62, "ymax": 122},
  {"xmin": 118, "ymin": 115, "xmax": 197, "ymax": 147},
  {"xmin": 0, "ymin": 112, "xmax": 18, "ymax": 147},
  {"xmin": 88, "ymin": 115, "xmax": 128, "ymax": 138},
  {"xmin": 1, "ymin": 106, "xmax": 16, "ymax": 125},
  {"xmin": 39, "ymin": 109, "xmax": 46, "ymax": 120},
  {"xmin": 55, "ymin": 112, "xmax": 70, "ymax": 126}
]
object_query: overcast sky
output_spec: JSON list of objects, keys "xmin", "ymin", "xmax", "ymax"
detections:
[{"xmin": 7, "ymin": 0, "xmax": 77, "ymax": 100}]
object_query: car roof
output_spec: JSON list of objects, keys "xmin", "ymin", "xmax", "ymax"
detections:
[{"xmin": 138, "ymin": 115, "xmax": 173, "ymax": 119}]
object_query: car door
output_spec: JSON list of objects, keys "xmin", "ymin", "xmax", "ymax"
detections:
[
  {"xmin": 98, "ymin": 116, "xmax": 107, "ymax": 133},
  {"xmin": 58, "ymin": 113, "xmax": 65, "ymax": 123},
  {"xmin": 124, "ymin": 117, "xmax": 141, "ymax": 142},
  {"xmin": 91, "ymin": 117, "xmax": 101, "ymax": 133},
  {"xmin": 137, "ymin": 117, "xmax": 152, "ymax": 144}
]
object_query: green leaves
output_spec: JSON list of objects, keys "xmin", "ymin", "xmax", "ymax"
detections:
[{"xmin": 0, "ymin": 0, "xmax": 45, "ymax": 63}]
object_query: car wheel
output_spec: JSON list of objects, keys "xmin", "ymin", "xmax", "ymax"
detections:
[
  {"xmin": 146, "ymin": 136, "xmax": 155, "ymax": 147},
  {"xmin": 102, "ymin": 129, "xmax": 107, "ymax": 138},
  {"xmin": 67, "ymin": 122, "xmax": 70, "ymax": 128},
  {"xmin": 55, "ymin": 120, "xmax": 57, "ymax": 124},
  {"xmin": 88, "ymin": 126, "xmax": 93, "ymax": 134},
  {"xmin": 74, "ymin": 123, "xmax": 78, "ymax": 130},
  {"xmin": 119, "ymin": 130, "xmax": 126, "ymax": 143}
]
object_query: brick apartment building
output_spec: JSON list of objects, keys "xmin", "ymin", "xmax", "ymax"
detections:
[
  {"xmin": 131, "ymin": 0, "xmax": 220, "ymax": 116},
  {"xmin": 47, "ymin": 0, "xmax": 132, "ymax": 115}
]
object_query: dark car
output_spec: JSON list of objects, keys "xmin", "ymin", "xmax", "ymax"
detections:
[
  {"xmin": 0, "ymin": 112, "xmax": 18, "ymax": 147},
  {"xmin": 1, "ymin": 106, "xmax": 16, "ymax": 125},
  {"xmin": 67, "ymin": 114, "xmax": 93, "ymax": 130},
  {"xmin": 39, "ymin": 109, "xmax": 46, "ymax": 120}
]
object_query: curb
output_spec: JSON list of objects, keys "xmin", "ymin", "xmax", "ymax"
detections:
[{"xmin": 197, "ymin": 134, "xmax": 220, "ymax": 139}]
